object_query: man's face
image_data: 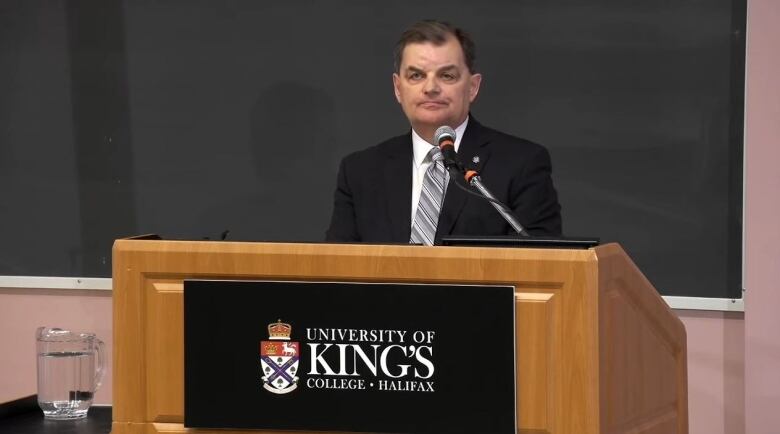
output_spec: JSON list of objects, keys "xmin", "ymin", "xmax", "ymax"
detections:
[{"xmin": 393, "ymin": 36, "xmax": 482, "ymax": 139}]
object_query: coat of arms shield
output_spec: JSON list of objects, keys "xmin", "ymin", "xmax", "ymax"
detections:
[{"xmin": 260, "ymin": 320, "xmax": 300, "ymax": 394}]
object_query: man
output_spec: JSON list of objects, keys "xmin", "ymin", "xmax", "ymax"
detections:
[{"xmin": 326, "ymin": 20, "xmax": 561, "ymax": 244}]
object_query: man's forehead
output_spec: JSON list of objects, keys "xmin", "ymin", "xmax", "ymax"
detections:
[{"xmin": 400, "ymin": 38, "xmax": 467, "ymax": 70}]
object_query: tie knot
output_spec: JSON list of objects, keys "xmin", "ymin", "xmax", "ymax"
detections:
[{"xmin": 428, "ymin": 147, "xmax": 443, "ymax": 162}]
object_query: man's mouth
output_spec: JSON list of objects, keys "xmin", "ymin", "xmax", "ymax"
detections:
[{"xmin": 419, "ymin": 101, "xmax": 447, "ymax": 109}]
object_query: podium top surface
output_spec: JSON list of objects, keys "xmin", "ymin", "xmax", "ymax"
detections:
[{"xmin": 113, "ymin": 237, "xmax": 610, "ymax": 262}]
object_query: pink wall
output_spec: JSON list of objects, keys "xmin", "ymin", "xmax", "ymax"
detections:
[
  {"xmin": 744, "ymin": 0, "xmax": 780, "ymax": 432},
  {"xmin": 0, "ymin": 289, "xmax": 112, "ymax": 405},
  {"xmin": 678, "ymin": 311, "xmax": 745, "ymax": 434}
]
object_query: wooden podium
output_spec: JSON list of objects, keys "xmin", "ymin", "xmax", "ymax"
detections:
[{"xmin": 111, "ymin": 239, "xmax": 687, "ymax": 434}]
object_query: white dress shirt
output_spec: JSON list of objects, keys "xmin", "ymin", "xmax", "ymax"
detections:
[{"xmin": 410, "ymin": 117, "xmax": 469, "ymax": 225}]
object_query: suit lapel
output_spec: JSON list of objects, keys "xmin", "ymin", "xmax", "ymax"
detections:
[
  {"xmin": 435, "ymin": 118, "xmax": 492, "ymax": 241},
  {"xmin": 383, "ymin": 135, "xmax": 413, "ymax": 242}
]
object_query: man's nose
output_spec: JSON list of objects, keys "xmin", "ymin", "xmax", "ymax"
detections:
[{"xmin": 423, "ymin": 77, "xmax": 440, "ymax": 95}]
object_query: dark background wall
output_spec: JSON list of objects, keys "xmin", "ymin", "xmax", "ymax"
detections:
[{"xmin": 0, "ymin": 0, "xmax": 744, "ymax": 298}]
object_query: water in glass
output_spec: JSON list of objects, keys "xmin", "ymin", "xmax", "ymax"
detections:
[
  {"xmin": 37, "ymin": 351, "xmax": 96, "ymax": 419},
  {"xmin": 36, "ymin": 327, "xmax": 104, "ymax": 420}
]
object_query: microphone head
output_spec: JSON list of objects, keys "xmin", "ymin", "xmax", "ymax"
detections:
[
  {"xmin": 434, "ymin": 126, "xmax": 457, "ymax": 146},
  {"xmin": 434, "ymin": 125, "xmax": 462, "ymax": 172}
]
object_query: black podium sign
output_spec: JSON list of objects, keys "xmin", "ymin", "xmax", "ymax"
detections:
[{"xmin": 184, "ymin": 280, "xmax": 516, "ymax": 434}]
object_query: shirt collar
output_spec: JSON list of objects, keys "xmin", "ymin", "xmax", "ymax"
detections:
[{"xmin": 412, "ymin": 117, "xmax": 469, "ymax": 167}]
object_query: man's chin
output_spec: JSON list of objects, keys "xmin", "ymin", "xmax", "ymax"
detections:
[{"xmin": 412, "ymin": 113, "xmax": 455, "ymax": 130}]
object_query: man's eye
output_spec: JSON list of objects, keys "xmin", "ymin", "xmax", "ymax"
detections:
[
  {"xmin": 409, "ymin": 72, "xmax": 423, "ymax": 80},
  {"xmin": 441, "ymin": 73, "xmax": 457, "ymax": 81}
]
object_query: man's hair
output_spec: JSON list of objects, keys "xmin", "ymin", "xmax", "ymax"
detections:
[{"xmin": 393, "ymin": 20, "xmax": 477, "ymax": 74}]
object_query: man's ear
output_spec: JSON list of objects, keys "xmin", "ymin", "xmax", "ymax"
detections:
[
  {"xmin": 469, "ymin": 73, "xmax": 482, "ymax": 102},
  {"xmin": 392, "ymin": 73, "xmax": 402, "ymax": 103}
]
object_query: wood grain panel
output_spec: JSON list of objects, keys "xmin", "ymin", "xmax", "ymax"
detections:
[
  {"xmin": 113, "ymin": 249, "xmax": 146, "ymax": 423},
  {"xmin": 595, "ymin": 244, "xmax": 688, "ymax": 434},
  {"xmin": 145, "ymin": 281, "xmax": 185, "ymax": 423},
  {"xmin": 556, "ymin": 254, "xmax": 601, "ymax": 434},
  {"xmin": 604, "ymin": 290, "xmax": 677, "ymax": 430},
  {"xmin": 516, "ymin": 292, "xmax": 556, "ymax": 431}
]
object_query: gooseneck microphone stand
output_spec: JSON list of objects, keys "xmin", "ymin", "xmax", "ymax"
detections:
[
  {"xmin": 462, "ymin": 170, "xmax": 530, "ymax": 237},
  {"xmin": 434, "ymin": 125, "xmax": 531, "ymax": 238}
]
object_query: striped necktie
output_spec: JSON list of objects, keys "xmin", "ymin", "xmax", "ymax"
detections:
[{"xmin": 410, "ymin": 147, "xmax": 449, "ymax": 246}]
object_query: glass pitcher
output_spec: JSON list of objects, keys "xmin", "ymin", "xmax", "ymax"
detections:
[{"xmin": 35, "ymin": 327, "xmax": 105, "ymax": 420}]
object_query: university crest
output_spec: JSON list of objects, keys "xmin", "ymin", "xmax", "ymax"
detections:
[{"xmin": 260, "ymin": 319, "xmax": 300, "ymax": 394}]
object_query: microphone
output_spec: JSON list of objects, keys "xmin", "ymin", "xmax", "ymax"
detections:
[
  {"xmin": 433, "ymin": 125, "xmax": 530, "ymax": 237},
  {"xmin": 434, "ymin": 126, "xmax": 462, "ymax": 172}
]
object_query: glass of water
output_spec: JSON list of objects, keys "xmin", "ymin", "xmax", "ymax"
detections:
[{"xmin": 35, "ymin": 327, "xmax": 105, "ymax": 420}]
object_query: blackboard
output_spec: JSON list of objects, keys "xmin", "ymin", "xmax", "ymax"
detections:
[{"xmin": 0, "ymin": 0, "xmax": 744, "ymax": 299}]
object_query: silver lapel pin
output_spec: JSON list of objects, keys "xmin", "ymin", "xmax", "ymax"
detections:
[{"xmin": 472, "ymin": 156, "xmax": 480, "ymax": 164}]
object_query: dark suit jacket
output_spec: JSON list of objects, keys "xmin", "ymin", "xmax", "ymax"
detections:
[{"xmin": 325, "ymin": 118, "xmax": 562, "ymax": 243}]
